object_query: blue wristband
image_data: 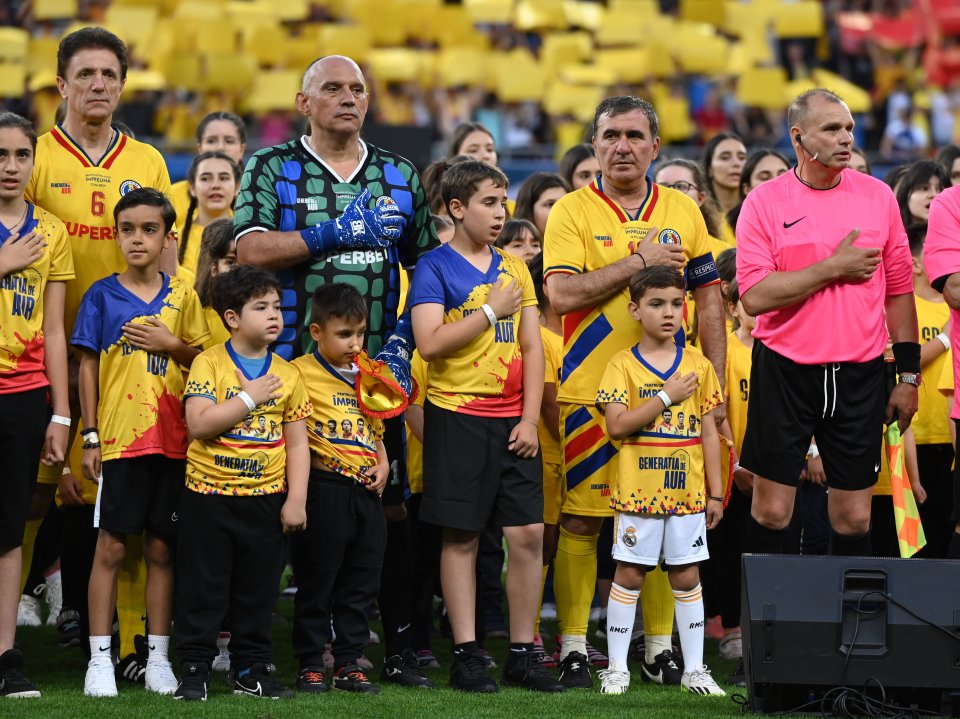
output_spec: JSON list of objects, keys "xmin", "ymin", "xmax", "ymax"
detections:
[{"xmin": 300, "ymin": 220, "xmax": 339, "ymax": 257}]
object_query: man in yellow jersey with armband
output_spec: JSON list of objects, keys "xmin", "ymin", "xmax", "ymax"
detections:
[
  {"xmin": 25, "ymin": 26, "xmax": 173, "ymax": 683},
  {"xmin": 543, "ymin": 96, "xmax": 726, "ymax": 689}
]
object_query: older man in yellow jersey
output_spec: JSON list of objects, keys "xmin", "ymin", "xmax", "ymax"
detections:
[{"xmin": 543, "ymin": 96, "xmax": 726, "ymax": 689}]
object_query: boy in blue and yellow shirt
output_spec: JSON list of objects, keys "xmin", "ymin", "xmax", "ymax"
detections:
[
  {"xmin": 175, "ymin": 264, "xmax": 311, "ymax": 701},
  {"xmin": 410, "ymin": 160, "xmax": 562, "ymax": 694},
  {"xmin": 290, "ymin": 283, "xmax": 395, "ymax": 694},
  {"xmin": 72, "ymin": 188, "xmax": 209, "ymax": 698}
]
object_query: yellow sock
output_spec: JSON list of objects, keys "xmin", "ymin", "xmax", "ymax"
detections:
[
  {"xmin": 116, "ymin": 534, "xmax": 147, "ymax": 658},
  {"xmin": 554, "ymin": 526, "xmax": 598, "ymax": 640},
  {"xmin": 535, "ymin": 565, "xmax": 548, "ymax": 637},
  {"xmin": 19, "ymin": 519, "xmax": 41, "ymax": 591},
  {"xmin": 640, "ymin": 565, "xmax": 674, "ymax": 637}
]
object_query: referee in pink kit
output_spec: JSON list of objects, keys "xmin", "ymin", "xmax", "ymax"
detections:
[{"xmin": 735, "ymin": 88, "xmax": 920, "ymax": 557}]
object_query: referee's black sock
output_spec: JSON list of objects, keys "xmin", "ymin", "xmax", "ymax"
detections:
[
  {"xmin": 830, "ymin": 530, "xmax": 872, "ymax": 557},
  {"xmin": 948, "ymin": 530, "xmax": 960, "ymax": 560},
  {"xmin": 745, "ymin": 514, "xmax": 785, "ymax": 555}
]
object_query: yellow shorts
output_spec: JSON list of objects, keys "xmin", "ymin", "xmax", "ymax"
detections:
[
  {"xmin": 543, "ymin": 460, "xmax": 562, "ymax": 525},
  {"xmin": 560, "ymin": 403, "xmax": 618, "ymax": 518}
]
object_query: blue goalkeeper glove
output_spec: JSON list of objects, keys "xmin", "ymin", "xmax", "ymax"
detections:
[
  {"xmin": 300, "ymin": 189, "xmax": 406, "ymax": 256},
  {"xmin": 374, "ymin": 312, "xmax": 415, "ymax": 399}
]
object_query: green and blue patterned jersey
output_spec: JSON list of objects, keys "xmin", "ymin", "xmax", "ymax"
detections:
[{"xmin": 234, "ymin": 136, "xmax": 437, "ymax": 360}]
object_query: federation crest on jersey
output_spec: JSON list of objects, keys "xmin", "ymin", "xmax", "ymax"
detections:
[
  {"xmin": 119, "ymin": 180, "xmax": 141, "ymax": 196},
  {"xmin": 658, "ymin": 228, "xmax": 681, "ymax": 245}
]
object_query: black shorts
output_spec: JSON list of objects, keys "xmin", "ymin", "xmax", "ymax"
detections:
[
  {"xmin": 380, "ymin": 415, "xmax": 408, "ymax": 508},
  {"xmin": 420, "ymin": 401, "xmax": 543, "ymax": 532},
  {"xmin": 740, "ymin": 340, "xmax": 884, "ymax": 491},
  {"xmin": 0, "ymin": 387, "xmax": 48, "ymax": 551},
  {"xmin": 97, "ymin": 456, "xmax": 185, "ymax": 536}
]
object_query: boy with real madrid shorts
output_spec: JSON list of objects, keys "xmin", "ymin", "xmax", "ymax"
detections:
[{"xmin": 594, "ymin": 266, "xmax": 725, "ymax": 697}]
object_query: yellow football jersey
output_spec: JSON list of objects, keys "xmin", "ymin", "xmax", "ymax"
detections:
[
  {"xmin": 176, "ymin": 221, "xmax": 205, "ymax": 280},
  {"xmin": 544, "ymin": 178, "xmax": 719, "ymax": 405},
  {"xmin": 539, "ymin": 325, "xmax": 562, "ymax": 465},
  {"xmin": 0, "ymin": 205, "xmax": 75, "ymax": 393},
  {"xmin": 405, "ymin": 351, "xmax": 428, "ymax": 495},
  {"xmin": 169, "ymin": 179, "xmax": 192, "ymax": 228},
  {"xmin": 71, "ymin": 274, "xmax": 210, "ymax": 461},
  {"xmin": 26, "ymin": 126, "xmax": 172, "ymax": 327},
  {"xmin": 411, "ymin": 245, "xmax": 537, "ymax": 416},
  {"xmin": 202, "ymin": 306, "xmax": 231, "ymax": 348},
  {"xmin": 597, "ymin": 345, "xmax": 723, "ymax": 515},
  {"xmin": 293, "ymin": 352, "xmax": 385, "ymax": 486},
  {"xmin": 184, "ymin": 343, "xmax": 312, "ymax": 495},
  {"xmin": 938, "ymin": 350, "xmax": 953, "ymax": 397},
  {"xmin": 913, "ymin": 295, "xmax": 951, "ymax": 445},
  {"xmin": 724, "ymin": 331, "xmax": 752, "ymax": 454}
]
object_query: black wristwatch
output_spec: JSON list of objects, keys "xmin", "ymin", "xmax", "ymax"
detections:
[{"xmin": 898, "ymin": 372, "xmax": 921, "ymax": 388}]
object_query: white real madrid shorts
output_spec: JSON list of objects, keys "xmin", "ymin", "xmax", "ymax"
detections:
[{"xmin": 611, "ymin": 511, "xmax": 708, "ymax": 567}]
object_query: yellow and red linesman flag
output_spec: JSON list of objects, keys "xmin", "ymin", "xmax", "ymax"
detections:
[{"xmin": 885, "ymin": 423, "xmax": 927, "ymax": 558}]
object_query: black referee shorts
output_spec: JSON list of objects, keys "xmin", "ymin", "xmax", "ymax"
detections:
[
  {"xmin": 740, "ymin": 340, "xmax": 885, "ymax": 491},
  {"xmin": 420, "ymin": 401, "xmax": 543, "ymax": 532}
]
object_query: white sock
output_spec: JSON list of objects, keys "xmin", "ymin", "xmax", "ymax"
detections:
[
  {"xmin": 217, "ymin": 632, "xmax": 231, "ymax": 653},
  {"xmin": 673, "ymin": 584, "xmax": 705, "ymax": 671},
  {"xmin": 644, "ymin": 633, "xmax": 671, "ymax": 664},
  {"xmin": 89, "ymin": 635, "xmax": 112, "ymax": 665},
  {"xmin": 147, "ymin": 634, "xmax": 169, "ymax": 662},
  {"xmin": 560, "ymin": 634, "xmax": 587, "ymax": 660},
  {"xmin": 606, "ymin": 584, "xmax": 639, "ymax": 671}
]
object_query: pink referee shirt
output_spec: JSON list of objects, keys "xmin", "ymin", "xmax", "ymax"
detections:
[
  {"xmin": 737, "ymin": 169, "xmax": 913, "ymax": 364},
  {"xmin": 923, "ymin": 185, "xmax": 960, "ymax": 418}
]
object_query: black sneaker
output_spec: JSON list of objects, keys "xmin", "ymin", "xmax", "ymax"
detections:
[
  {"xmin": 332, "ymin": 664, "xmax": 381, "ymax": 694},
  {"xmin": 449, "ymin": 650, "xmax": 498, "ymax": 693},
  {"xmin": 233, "ymin": 663, "xmax": 294, "ymax": 699},
  {"xmin": 381, "ymin": 649, "xmax": 433, "ymax": 688},
  {"xmin": 0, "ymin": 648, "xmax": 40, "ymax": 698},
  {"xmin": 728, "ymin": 660, "xmax": 746, "ymax": 687},
  {"xmin": 557, "ymin": 651, "xmax": 592, "ymax": 689},
  {"xmin": 115, "ymin": 635, "xmax": 148, "ymax": 684},
  {"xmin": 502, "ymin": 651, "xmax": 565, "ymax": 693},
  {"xmin": 174, "ymin": 662, "xmax": 209, "ymax": 701},
  {"xmin": 56, "ymin": 609, "xmax": 81, "ymax": 647},
  {"xmin": 296, "ymin": 666, "xmax": 328, "ymax": 693},
  {"xmin": 641, "ymin": 649, "xmax": 683, "ymax": 685}
]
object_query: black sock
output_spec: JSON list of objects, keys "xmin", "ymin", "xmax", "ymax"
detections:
[
  {"xmin": 948, "ymin": 531, "xmax": 960, "ymax": 560},
  {"xmin": 453, "ymin": 641, "xmax": 480, "ymax": 656},
  {"xmin": 509, "ymin": 643, "xmax": 534, "ymax": 655},
  {"xmin": 745, "ymin": 514, "xmax": 786, "ymax": 555},
  {"xmin": 830, "ymin": 530, "xmax": 872, "ymax": 557}
]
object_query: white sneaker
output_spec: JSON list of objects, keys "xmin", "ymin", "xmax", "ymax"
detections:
[
  {"xmin": 719, "ymin": 631, "xmax": 742, "ymax": 660},
  {"xmin": 145, "ymin": 658, "xmax": 178, "ymax": 695},
  {"xmin": 681, "ymin": 665, "xmax": 726, "ymax": 696},
  {"xmin": 598, "ymin": 667, "xmax": 630, "ymax": 695},
  {"xmin": 44, "ymin": 575, "xmax": 62, "ymax": 626},
  {"xmin": 16, "ymin": 595, "xmax": 42, "ymax": 627},
  {"xmin": 84, "ymin": 660, "xmax": 118, "ymax": 697}
]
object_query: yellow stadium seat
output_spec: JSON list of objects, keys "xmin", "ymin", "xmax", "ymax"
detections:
[
  {"xmin": 564, "ymin": 1, "xmax": 605, "ymax": 31},
  {"xmin": 26, "ymin": 36, "xmax": 58, "ymax": 76},
  {"xmin": 28, "ymin": 71, "xmax": 57, "ymax": 93},
  {"xmin": 609, "ymin": 0, "xmax": 658, "ymax": 13},
  {"xmin": 243, "ymin": 69, "xmax": 300, "ymax": 112},
  {"xmin": 650, "ymin": 84, "xmax": 695, "ymax": 143},
  {"xmin": 596, "ymin": 8, "xmax": 646, "ymax": 46},
  {"xmin": 436, "ymin": 47, "xmax": 487, "ymax": 88},
  {"xmin": 674, "ymin": 23, "xmax": 729, "ymax": 75},
  {"xmin": 680, "ymin": 0, "xmax": 724, "ymax": 26},
  {"xmin": 285, "ymin": 26, "xmax": 324, "ymax": 70},
  {"xmin": 515, "ymin": 0, "xmax": 568, "ymax": 31},
  {"xmin": 242, "ymin": 24, "xmax": 289, "ymax": 68},
  {"xmin": 773, "ymin": 1, "xmax": 823, "ymax": 38},
  {"xmin": 737, "ymin": 66, "xmax": 788, "ymax": 110},
  {"xmin": 265, "ymin": 0, "xmax": 309, "ymax": 21},
  {"xmin": 812, "ymin": 69, "xmax": 871, "ymax": 113},
  {"xmin": 543, "ymin": 82, "xmax": 605, "ymax": 123},
  {"xmin": 33, "ymin": 0, "xmax": 78, "ymax": 20},
  {"xmin": 367, "ymin": 49, "xmax": 426, "ymax": 84},
  {"xmin": 0, "ymin": 64, "xmax": 26, "ymax": 98},
  {"xmin": 317, "ymin": 25, "xmax": 371, "ymax": 63},
  {"xmin": 723, "ymin": 0, "xmax": 774, "ymax": 38},
  {"xmin": 540, "ymin": 31, "xmax": 593, "ymax": 78},
  {"xmin": 204, "ymin": 54, "xmax": 257, "ymax": 91},
  {"xmin": 421, "ymin": 6, "xmax": 490, "ymax": 48},
  {"xmin": 105, "ymin": 5, "xmax": 158, "ymax": 49},
  {"xmin": 463, "ymin": 0, "xmax": 514, "ymax": 24},
  {"xmin": 161, "ymin": 54, "xmax": 202, "ymax": 91},
  {"xmin": 495, "ymin": 49, "xmax": 546, "ymax": 102},
  {"xmin": 227, "ymin": 1, "xmax": 275, "ymax": 28},
  {"xmin": 0, "ymin": 27, "xmax": 27, "ymax": 98},
  {"xmin": 560, "ymin": 63, "xmax": 617, "ymax": 87},
  {"xmin": 121, "ymin": 69, "xmax": 166, "ymax": 94},
  {"xmin": 173, "ymin": 1, "xmax": 224, "ymax": 20},
  {"xmin": 193, "ymin": 20, "xmax": 239, "ymax": 55},
  {"xmin": 783, "ymin": 77, "xmax": 816, "ymax": 107},
  {"xmin": 594, "ymin": 47, "xmax": 651, "ymax": 83}
]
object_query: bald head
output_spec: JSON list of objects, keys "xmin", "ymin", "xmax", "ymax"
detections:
[
  {"xmin": 787, "ymin": 88, "xmax": 846, "ymax": 132},
  {"xmin": 302, "ymin": 55, "xmax": 364, "ymax": 93}
]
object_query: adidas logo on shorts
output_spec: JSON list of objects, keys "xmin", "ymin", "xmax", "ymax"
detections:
[{"xmin": 691, "ymin": 536, "xmax": 705, "ymax": 549}]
